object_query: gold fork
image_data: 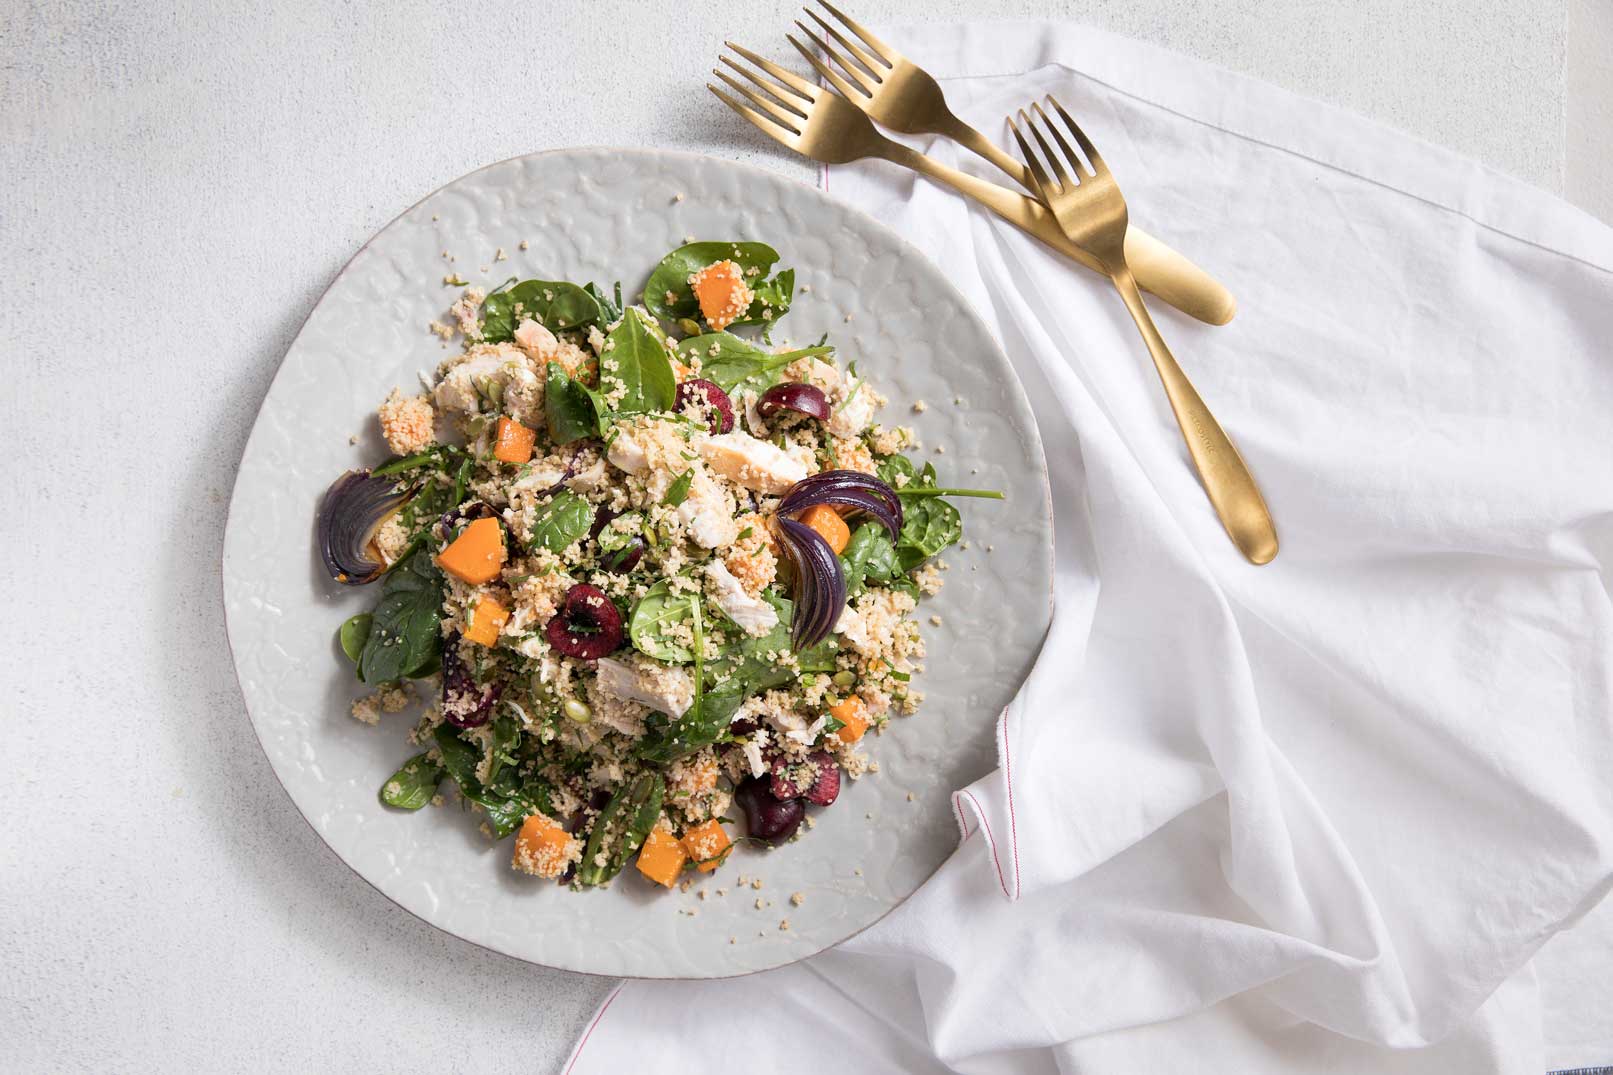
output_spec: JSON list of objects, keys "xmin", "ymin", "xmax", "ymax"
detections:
[
  {"xmin": 1010, "ymin": 98, "xmax": 1278, "ymax": 564},
  {"xmin": 786, "ymin": 4, "xmax": 1235, "ymax": 327},
  {"xmin": 709, "ymin": 44, "xmax": 1234, "ymax": 328}
]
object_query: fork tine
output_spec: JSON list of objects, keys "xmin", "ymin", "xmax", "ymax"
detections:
[
  {"xmin": 1024, "ymin": 107, "xmax": 1073, "ymax": 191},
  {"xmin": 1030, "ymin": 101, "xmax": 1087, "ymax": 181},
  {"xmin": 724, "ymin": 41, "xmax": 818, "ymax": 101},
  {"xmin": 709, "ymin": 85, "xmax": 802, "ymax": 146},
  {"xmin": 787, "ymin": 31, "xmax": 868, "ymax": 101},
  {"xmin": 1047, "ymin": 96, "xmax": 1106, "ymax": 176},
  {"xmin": 714, "ymin": 69, "xmax": 807, "ymax": 130},
  {"xmin": 1007, "ymin": 111, "xmax": 1056, "ymax": 199},
  {"xmin": 794, "ymin": 20, "xmax": 877, "ymax": 92},
  {"xmin": 718, "ymin": 56, "xmax": 811, "ymax": 120},
  {"xmin": 803, "ymin": 8, "xmax": 885, "ymax": 78},
  {"xmin": 814, "ymin": 0, "xmax": 896, "ymax": 67}
]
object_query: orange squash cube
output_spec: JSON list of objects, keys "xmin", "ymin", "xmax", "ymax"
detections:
[
  {"xmin": 513, "ymin": 813, "xmax": 577, "ymax": 878},
  {"xmin": 797, "ymin": 504, "xmax": 851, "ymax": 555},
  {"xmin": 636, "ymin": 826, "xmax": 688, "ymax": 887},
  {"xmin": 492, "ymin": 417, "xmax": 537, "ymax": 464},
  {"xmin": 436, "ymin": 517, "xmax": 506, "ymax": 585},
  {"xmin": 689, "ymin": 259, "xmax": 754, "ymax": 332},
  {"xmin": 681, "ymin": 819, "xmax": 733, "ymax": 873},
  {"xmin": 830, "ymin": 696, "xmax": 870, "ymax": 745},
  {"xmin": 463, "ymin": 595, "xmax": 509, "ymax": 648}
]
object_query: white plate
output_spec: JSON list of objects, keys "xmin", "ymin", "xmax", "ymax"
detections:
[{"xmin": 223, "ymin": 147, "xmax": 1052, "ymax": 978}]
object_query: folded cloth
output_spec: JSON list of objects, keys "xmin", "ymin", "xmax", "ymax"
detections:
[{"xmin": 567, "ymin": 21, "xmax": 1613, "ymax": 1075}]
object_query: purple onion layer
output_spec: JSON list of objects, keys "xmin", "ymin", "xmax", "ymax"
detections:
[
  {"xmin": 774, "ymin": 516, "xmax": 847, "ymax": 649},
  {"xmin": 776, "ymin": 470, "xmax": 902, "ymax": 540},
  {"xmin": 318, "ymin": 469, "xmax": 417, "ymax": 585}
]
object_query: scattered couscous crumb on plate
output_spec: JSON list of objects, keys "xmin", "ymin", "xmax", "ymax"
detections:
[{"xmin": 316, "ymin": 239, "xmax": 1006, "ymax": 893}]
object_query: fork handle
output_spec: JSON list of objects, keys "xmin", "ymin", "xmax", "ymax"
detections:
[
  {"xmin": 933, "ymin": 111, "xmax": 1036, "ymax": 189},
  {"xmin": 879, "ymin": 142, "xmax": 1236, "ymax": 327},
  {"xmin": 1109, "ymin": 265, "xmax": 1278, "ymax": 564}
]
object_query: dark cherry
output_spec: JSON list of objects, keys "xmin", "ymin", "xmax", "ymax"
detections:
[
  {"xmin": 545, "ymin": 584, "xmax": 624, "ymax": 659},
  {"xmin": 803, "ymin": 752, "xmax": 840, "ymax": 807},
  {"xmin": 674, "ymin": 377, "xmax": 735, "ymax": 434},
  {"xmin": 757, "ymin": 382, "xmax": 831, "ymax": 422},
  {"xmin": 736, "ymin": 776, "xmax": 806, "ymax": 845}
]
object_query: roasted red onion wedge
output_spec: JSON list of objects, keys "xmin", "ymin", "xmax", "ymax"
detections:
[
  {"xmin": 318, "ymin": 469, "xmax": 417, "ymax": 585},
  {"xmin": 774, "ymin": 517, "xmax": 847, "ymax": 648},
  {"xmin": 776, "ymin": 470, "xmax": 902, "ymax": 539},
  {"xmin": 545, "ymin": 583, "xmax": 625, "ymax": 659},
  {"xmin": 756, "ymin": 382, "xmax": 830, "ymax": 422},
  {"xmin": 674, "ymin": 377, "xmax": 735, "ymax": 434}
]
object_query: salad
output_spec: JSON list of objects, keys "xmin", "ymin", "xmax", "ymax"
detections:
[{"xmin": 318, "ymin": 240, "xmax": 1000, "ymax": 889}]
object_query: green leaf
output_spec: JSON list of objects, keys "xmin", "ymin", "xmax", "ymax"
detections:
[
  {"xmin": 663, "ymin": 468, "xmax": 694, "ymax": 507},
  {"xmin": 876, "ymin": 454, "xmax": 966, "ymax": 570},
  {"xmin": 432, "ymin": 726, "xmax": 538, "ymax": 838},
  {"xmin": 585, "ymin": 281, "xmax": 623, "ymax": 325},
  {"xmin": 481, "ymin": 280, "xmax": 603, "ymax": 341},
  {"xmin": 675, "ymin": 333, "xmax": 833, "ymax": 397},
  {"xmin": 628, "ymin": 578, "xmax": 698, "ymax": 663},
  {"xmin": 598, "ymin": 307, "xmax": 677, "ymax": 416},
  {"xmin": 643, "ymin": 241, "xmax": 788, "ymax": 326},
  {"xmin": 339, "ymin": 613, "xmax": 372, "ymax": 664},
  {"xmin": 840, "ymin": 523, "xmax": 899, "ymax": 596},
  {"xmin": 357, "ymin": 548, "xmax": 443, "ymax": 684},
  {"xmin": 485, "ymin": 714, "xmax": 521, "ymax": 787},
  {"xmin": 748, "ymin": 267, "xmax": 795, "ymax": 326},
  {"xmin": 378, "ymin": 753, "xmax": 444, "ymax": 810},
  {"xmin": 544, "ymin": 361, "xmax": 602, "ymax": 444},
  {"xmin": 575, "ymin": 772, "xmax": 664, "ymax": 886},
  {"xmin": 528, "ymin": 489, "xmax": 595, "ymax": 553}
]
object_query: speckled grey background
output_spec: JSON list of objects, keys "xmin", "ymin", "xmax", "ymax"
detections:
[{"xmin": 4, "ymin": 1, "xmax": 1609, "ymax": 1071}]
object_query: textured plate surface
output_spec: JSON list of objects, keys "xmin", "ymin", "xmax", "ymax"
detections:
[{"xmin": 223, "ymin": 147, "xmax": 1051, "ymax": 978}]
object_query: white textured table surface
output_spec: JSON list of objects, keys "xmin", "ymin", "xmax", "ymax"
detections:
[{"xmin": 4, "ymin": 2, "xmax": 1609, "ymax": 1072}]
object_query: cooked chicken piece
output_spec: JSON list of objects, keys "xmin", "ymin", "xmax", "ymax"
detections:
[
  {"xmin": 705, "ymin": 560, "xmax": 778, "ymax": 636},
  {"xmin": 826, "ymin": 373, "xmax": 877, "ymax": 438},
  {"xmin": 698, "ymin": 431, "xmax": 809, "ymax": 494},
  {"xmin": 594, "ymin": 656, "xmax": 692, "ymax": 718}
]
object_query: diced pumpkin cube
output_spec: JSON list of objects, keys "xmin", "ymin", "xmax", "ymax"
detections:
[
  {"xmin": 513, "ymin": 813, "xmax": 577, "ymax": 878},
  {"xmin": 797, "ymin": 504, "xmax": 851, "ymax": 555},
  {"xmin": 437, "ymin": 517, "xmax": 506, "ymax": 585},
  {"xmin": 636, "ymin": 826, "xmax": 688, "ymax": 887},
  {"xmin": 681, "ymin": 819, "xmax": 733, "ymax": 873},
  {"xmin": 689, "ymin": 259, "xmax": 754, "ymax": 332},
  {"xmin": 830, "ymin": 696, "xmax": 870, "ymax": 745},
  {"xmin": 464, "ymin": 595, "xmax": 509, "ymax": 648},
  {"xmin": 492, "ymin": 416, "xmax": 537, "ymax": 464}
]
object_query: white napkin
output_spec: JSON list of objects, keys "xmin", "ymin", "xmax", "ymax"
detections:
[{"xmin": 567, "ymin": 22, "xmax": 1613, "ymax": 1074}]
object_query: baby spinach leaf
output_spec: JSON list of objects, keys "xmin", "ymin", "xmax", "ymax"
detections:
[
  {"xmin": 749, "ymin": 267, "xmax": 795, "ymax": 326},
  {"xmin": 635, "ymin": 594, "xmax": 837, "ymax": 764},
  {"xmin": 378, "ymin": 753, "xmax": 444, "ymax": 810},
  {"xmin": 358, "ymin": 548, "xmax": 443, "ymax": 684},
  {"xmin": 629, "ymin": 578, "xmax": 698, "ymax": 663},
  {"xmin": 663, "ymin": 468, "xmax": 694, "ymax": 507},
  {"xmin": 675, "ymin": 333, "xmax": 833, "ymax": 397},
  {"xmin": 585, "ymin": 281, "xmax": 623, "ymax": 324},
  {"xmin": 575, "ymin": 772, "xmax": 664, "ymax": 886},
  {"xmin": 840, "ymin": 523, "xmax": 900, "ymax": 596},
  {"xmin": 431, "ymin": 726, "xmax": 538, "ymax": 838},
  {"xmin": 485, "ymin": 714, "xmax": 521, "ymax": 787},
  {"xmin": 544, "ymin": 361, "xmax": 603, "ymax": 444},
  {"xmin": 481, "ymin": 280, "xmax": 602, "ymax": 342},
  {"xmin": 528, "ymin": 489, "xmax": 595, "ymax": 553},
  {"xmin": 642, "ymin": 241, "xmax": 791, "ymax": 327},
  {"xmin": 599, "ymin": 307, "xmax": 677, "ymax": 416},
  {"xmin": 339, "ymin": 613, "xmax": 373, "ymax": 665},
  {"xmin": 877, "ymin": 455, "xmax": 964, "ymax": 570}
]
